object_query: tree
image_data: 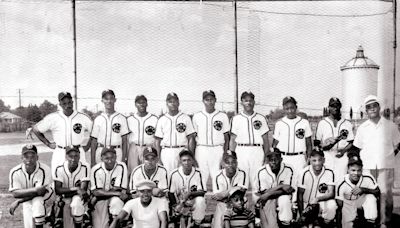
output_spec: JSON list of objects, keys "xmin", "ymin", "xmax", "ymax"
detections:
[
  {"xmin": 39, "ymin": 100, "xmax": 57, "ymax": 118},
  {"xmin": 0, "ymin": 99, "xmax": 10, "ymax": 113},
  {"xmin": 25, "ymin": 104, "xmax": 42, "ymax": 122},
  {"xmin": 81, "ymin": 108, "xmax": 101, "ymax": 120}
]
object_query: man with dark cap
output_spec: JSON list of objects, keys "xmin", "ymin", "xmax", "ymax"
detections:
[
  {"xmin": 32, "ymin": 91, "xmax": 92, "ymax": 176},
  {"xmin": 315, "ymin": 97, "xmax": 354, "ymax": 182},
  {"xmin": 126, "ymin": 94, "xmax": 158, "ymax": 173}
]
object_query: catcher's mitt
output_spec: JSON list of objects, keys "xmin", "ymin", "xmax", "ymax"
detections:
[{"xmin": 300, "ymin": 204, "xmax": 319, "ymax": 225}]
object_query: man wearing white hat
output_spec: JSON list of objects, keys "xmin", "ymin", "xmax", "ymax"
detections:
[
  {"xmin": 110, "ymin": 180, "xmax": 168, "ymax": 228},
  {"xmin": 353, "ymin": 95, "xmax": 400, "ymax": 228}
]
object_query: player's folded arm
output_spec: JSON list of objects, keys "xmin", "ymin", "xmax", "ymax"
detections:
[{"xmin": 11, "ymin": 187, "xmax": 43, "ymax": 198}]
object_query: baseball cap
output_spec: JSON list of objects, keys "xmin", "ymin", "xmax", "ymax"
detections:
[
  {"xmin": 143, "ymin": 147, "xmax": 157, "ymax": 158},
  {"xmin": 179, "ymin": 149, "xmax": 194, "ymax": 158},
  {"xmin": 228, "ymin": 186, "xmax": 247, "ymax": 199},
  {"xmin": 328, "ymin": 97, "xmax": 342, "ymax": 107},
  {"xmin": 65, "ymin": 146, "xmax": 80, "ymax": 154},
  {"xmin": 166, "ymin": 92, "xmax": 179, "ymax": 101},
  {"xmin": 202, "ymin": 90, "xmax": 216, "ymax": 99},
  {"xmin": 102, "ymin": 89, "xmax": 115, "ymax": 98},
  {"xmin": 135, "ymin": 94, "xmax": 147, "ymax": 103},
  {"xmin": 347, "ymin": 156, "xmax": 363, "ymax": 167},
  {"xmin": 136, "ymin": 180, "xmax": 157, "ymax": 191},
  {"xmin": 223, "ymin": 150, "xmax": 237, "ymax": 162},
  {"xmin": 364, "ymin": 95, "xmax": 379, "ymax": 106},
  {"xmin": 310, "ymin": 148, "xmax": 324, "ymax": 157},
  {"xmin": 282, "ymin": 96, "xmax": 297, "ymax": 106},
  {"xmin": 266, "ymin": 148, "xmax": 282, "ymax": 159},
  {"xmin": 101, "ymin": 146, "xmax": 116, "ymax": 156},
  {"xmin": 21, "ymin": 144, "xmax": 38, "ymax": 155},
  {"xmin": 58, "ymin": 91, "xmax": 72, "ymax": 101},
  {"xmin": 240, "ymin": 91, "xmax": 255, "ymax": 100}
]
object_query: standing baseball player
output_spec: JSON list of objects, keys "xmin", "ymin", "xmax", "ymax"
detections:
[
  {"xmin": 9, "ymin": 144, "xmax": 53, "ymax": 228},
  {"xmin": 272, "ymin": 96, "xmax": 312, "ymax": 178},
  {"xmin": 315, "ymin": 97, "xmax": 354, "ymax": 182},
  {"xmin": 90, "ymin": 147, "xmax": 129, "ymax": 228},
  {"xmin": 336, "ymin": 157, "xmax": 379, "ymax": 228},
  {"xmin": 211, "ymin": 151, "xmax": 248, "ymax": 228},
  {"xmin": 154, "ymin": 92, "xmax": 196, "ymax": 173},
  {"xmin": 90, "ymin": 89, "xmax": 130, "ymax": 166},
  {"xmin": 192, "ymin": 90, "xmax": 230, "ymax": 183},
  {"xmin": 255, "ymin": 150, "xmax": 295, "ymax": 228},
  {"xmin": 297, "ymin": 149, "xmax": 337, "ymax": 227},
  {"xmin": 32, "ymin": 91, "xmax": 92, "ymax": 175},
  {"xmin": 54, "ymin": 146, "xmax": 90, "ymax": 228},
  {"xmin": 126, "ymin": 94, "xmax": 158, "ymax": 173},
  {"xmin": 169, "ymin": 150, "xmax": 207, "ymax": 228},
  {"xmin": 229, "ymin": 91, "xmax": 270, "ymax": 191}
]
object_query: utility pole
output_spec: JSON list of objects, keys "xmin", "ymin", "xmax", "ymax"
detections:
[
  {"xmin": 234, "ymin": 0, "xmax": 239, "ymax": 113},
  {"xmin": 393, "ymin": 0, "xmax": 397, "ymax": 118},
  {"xmin": 72, "ymin": 0, "xmax": 78, "ymax": 110},
  {"xmin": 17, "ymin": 89, "xmax": 22, "ymax": 107}
]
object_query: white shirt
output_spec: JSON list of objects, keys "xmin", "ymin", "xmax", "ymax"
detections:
[
  {"xmin": 255, "ymin": 163, "xmax": 294, "ymax": 193},
  {"xmin": 169, "ymin": 166, "xmax": 206, "ymax": 193},
  {"xmin": 9, "ymin": 162, "xmax": 52, "ymax": 191},
  {"xmin": 353, "ymin": 117, "xmax": 400, "ymax": 169},
  {"xmin": 336, "ymin": 174, "xmax": 378, "ymax": 201},
  {"xmin": 91, "ymin": 112, "xmax": 130, "ymax": 146},
  {"xmin": 213, "ymin": 168, "xmax": 248, "ymax": 193},
  {"xmin": 54, "ymin": 161, "xmax": 90, "ymax": 188},
  {"xmin": 36, "ymin": 110, "xmax": 92, "ymax": 147},
  {"xmin": 129, "ymin": 164, "xmax": 169, "ymax": 193},
  {"xmin": 192, "ymin": 110, "xmax": 230, "ymax": 146},
  {"xmin": 90, "ymin": 161, "xmax": 128, "ymax": 191},
  {"xmin": 127, "ymin": 113, "xmax": 158, "ymax": 145},
  {"xmin": 315, "ymin": 117, "xmax": 354, "ymax": 151},
  {"xmin": 231, "ymin": 112, "xmax": 270, "ymax": 144},
  {"xmin": 298, "ymin": 166, "xmax": 335, "ymax": 204},
  {"xmin": 274, "ymin": 116, "xmax": 312, "ymax": 153},
  {"xmin": 155, "ymin": 112, "xmax": 195, "ymax": 147},
  {"xmin": 123, "ymin": 197, "xmax": 167, "ymax": 228}
]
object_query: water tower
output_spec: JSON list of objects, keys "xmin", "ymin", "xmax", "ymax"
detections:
[{"xmin": 340, "ymin": 46, "xmax": 379, "ymax": 119}]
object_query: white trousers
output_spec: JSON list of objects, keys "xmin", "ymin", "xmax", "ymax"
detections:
[
  {"xmin": 341, "ymin": 194, "xmax": 377, "ymax": 228},
  {"xmin": 195, "ymin": 145, "xmax": 224, "ymax": 184}
]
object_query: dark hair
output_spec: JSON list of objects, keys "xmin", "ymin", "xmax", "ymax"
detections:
[
  {"xmin": 179, "ymin": 150, "xmax": 194, "ymax": 158},
  {"xmin": 310, "ymin": 149, "xmax": 324, "ymax": 158}
]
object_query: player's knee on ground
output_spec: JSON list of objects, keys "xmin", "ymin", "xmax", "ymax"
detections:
[
  {"xmin": 109, "ymin": 196, "xmax": 124, "ymax": 217},
  {"xmin": 32, "ymin": 196, "xmax": 46, "ymax": 220},
  {"xmin": 192, "ymin": 197, "xmax": 206, "ymax": 223},
  {"xmin": 363, "ymin": 194, "xmax": 378, "ymax": 221},
  {"xmin": 320, "ymin": 199, "xmax": 337, "ymax": 222},
  {"xmin": 70, "ymin": 195, "xmax": 85, "ymax": 223},
  {"xmin": 277, "ymin": 195, "xmax": 292, "ymax": 224}
]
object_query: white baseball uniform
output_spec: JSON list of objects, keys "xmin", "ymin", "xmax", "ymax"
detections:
[
  {"xmin": 298, "ymin": 165, "xmax": 337, "ymax": 221},
  {"xmin": 169, "ymin": 166, "xmax": 207, "ymax": 222},
  {"xmin": 255, "ymin": 163, "xmax": 294, "ymax": 227},
  {"xmin": 127, "ymin": 113, "xmax": 158, "ymax": 172},
  {"xmin": 192, "ymin": 110, "xmax": 230, "ymax": 183},
  {"xmin": 129, "ymin": 164, "xmax": 168, "ymax": 194},
  {"xmin": 9, "ymin": 162, "xmax": 53, "ymax": 228},
  {"xmin": 91, "ymin": 112, "xmax": 130, "ymax": 163},
  {"xmin": 35, "ymin": 110, "xmax": 92, "ymax": 174},
  {"xmin": 230, "ymin": 112, "xmax": 269, "ymax": 187},
  {"xmin": 273, "ymin": 116, "xmax": 312, "ymax": 177},
  {"xmin": 122, "ymin": 197, "xmax": 168, "ymax": 228},
  {"xmin": 90, "ymin": 161, "xmax": 128, "ymax": 228},
  {"xmin": 155, "ymin": 112, "xmax": 195, "ymax": 173},
  {"xmin": 54, "ymin": 161, "xmax": 90, "ymax": 227},
  {"xmin": 212, "ymin": 168, "xmax": 248, "ymax": 228},
  {"xmin": 315, "ymin": 117, "xmax": 354, "ymax": 181},
  {"xmin": 336, "ymin": 174, "xmax": 378, "ymax": 228}
]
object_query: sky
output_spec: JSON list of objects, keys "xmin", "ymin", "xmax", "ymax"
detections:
[{"xmin": 0, "ymin": 0, "xmax": 399, "ymax": 116}]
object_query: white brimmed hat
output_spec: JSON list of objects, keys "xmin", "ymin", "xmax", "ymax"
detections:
[{"xmin": 136, "ymin": 180, "xmax": 157, "ymax": 190}]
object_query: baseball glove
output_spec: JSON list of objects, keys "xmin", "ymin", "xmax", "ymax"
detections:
[{"xmin": 300, "ymin": 204, "xmax": 319, "ymax": 225}]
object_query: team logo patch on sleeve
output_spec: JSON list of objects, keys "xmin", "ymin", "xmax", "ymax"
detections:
[
  {"xmin": 145, "ymin": 126, "xmax": 156, "ymax": 135},
  {"xmin": 154, "ymin": 180, "xmax": 159, "ymax": 187},
  {"xmin": 73, "ymin": 123, "xmax": 82, "ymax": 134},
  {"xmin": 339, "ymin": 129, "xmax": 349, "ymax": 139},
  {"xmin": 318, "ymin": 183, "xmax": 328, "ymax": 193},
  {"xmin": 213, "ymin": 120, "xmax": 223, "ymax": 131},
  {"xmin": 253, "ymin": 120, "xmax": 262, "ymax": 130},
  {"xmin": 75, "ymin": 180, "xmax": 81, "ymax": 188},
  {"xmin": 176, "ymin": 123, "xmax": 186, "ymax": 133},
  {"xmin": 111, "ymin": 177, "xmax": 116, "ymax": 186},
  {"xmin": 112, "ymin": 123, "xmax": 121, "ymax": 133},
  {"xmin": 190, "ymin": 185, "xmax": 198, "ymax": 192},
  {"xmin": 295, "ymin": 128, "xmax": 305, "ymax": 139}
]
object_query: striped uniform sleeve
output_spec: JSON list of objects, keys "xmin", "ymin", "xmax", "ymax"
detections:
[
  {"xmin": 297, "ymin": 169, "xmax": 307, "ymax": 189},
  {"xmin": 120, "ymin": 163, "xmax": 129, "ymax": 189},
  {"xmin": 9, "ymin": 168, "xmax": 22, "ymax": 192},
  {"xmin": 259, "ymin": 115, "xmax": 270, "ymax": 135},
  {"xmin": 272, "ymin": 121, "xmax": 281, "ymax": 140},
  {"xmin": 336, "ymin": 180, "xmax": 346, "ymax": 201},
  {"xmin": 90, "ymin": 117, "xmax": 101, "ymax": 139},
  {"xmin": 90, "ymin": 166, "xmax": 102, "ymax": 190},
  {"xmin": 54, "ymin": 166, "xmax": 64, "ymax": 183},
  {"xmin": 221, "ymin": 113, "xmax": 230, "ymax": 134},
  {"xmin": 230, "ymin": 116, "xmax": 239, "ymax": 136},
  {"xmin": 35, "ymin": 113, "xmax": 54, "ymax": 133},
  {"xmin": 304, "ymin": 119, "xmax": 312, "ymax": 138},
  {"xmin": 363, "ymin": 175, "xmax": 378, "ymax": 189},
  {"xmin": 81, "ymin": 163, "xmax": 90, "ymax": 182},
  {"xmin": 345, "ymin": 121, "xmax": 355, "ymax": 141},
  {"xmin": 120, "ymin": 115, "xmax": 130, "ymax": 136},
  {"xmin": 184, "ymin": 115, "xmax": 195, "ymax": 136},
  {"xmin": 43, "ymin": 164, "xmax": 53, "ymax": 185},
  {"xmin": 154, "ymin": 117, "xmax": 164, "ymax": 139},
  {"xmin": 315, "ymin": 121, "xmax": 323, "ymax": 141}
]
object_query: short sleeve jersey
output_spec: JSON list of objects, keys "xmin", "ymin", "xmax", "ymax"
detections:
[
  {"xmin": 169, "ymin": 167, "xmax": 206, "ymax": 194},
  {"xmin": 154, "ymin": 112, "xmax": 195, "ymax": 147},
  {"xmin": 54, "ymin": 161, "xmax": 90, "ymax": 189},
  {"xmin": 91, "ymin": 112, "xmax": 130, "ymax": 146},
  {"xmin": 315, "ymin": 117, "xmax": 354, "ymax": 151},
  {"xmin": 231, "ymin": 112, "xmax": 270, "ymax": 144},
  {"xmin": 298, "ymin": 166, "xmax": 335, "ymax": 204},
  {"xmin": 36, "ymin": 111, "xmax": 92, "ymax": 147},
  {"xmin": 213, "ymin": 168, "xmax": 248, "ymax": 194},
  {"xmin": 9, "ymin": 162, "xmax": 52, "ymax": 192},
  {"xmin": 255, "ymin": 163, "xmax": 294, "ymax": 193},
  {"xmin": 336, "ymin": 174, "xmax": 378, "ymax": 201},
  {"xmin": 123, "ymin": 197, "xmax": 167, "ymax": 228},
  {"xmin": 224, "ymin": 208, "xmax": 255, "ymax": 228},
  {"xmin": 273, "ymin": 116, "xmax": 312, "ymax": 153},
  {"xmin": 129, "ymin": 164, "xmax": 169, "ymax": 193},
  {"xmin": 90, "ymin": 161, "xmax": 128, "ymax": 191},
  {"xmin": 127, "ymin": 113, "xmax": 158, "ymax": 145},
  {"xmin": 192, "ymin": 110, "xmax": 230, "ymax": 146}
]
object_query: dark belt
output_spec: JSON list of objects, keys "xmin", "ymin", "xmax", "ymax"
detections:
[
  {"xmin": 57, "ymin": 145, "xmax": 80, "ymax": 149},
  {"xmin": 237, "ymin": 143, "xmax": 262, "ymax": 147},
  {"xmin": 197, "ymin": 144, "xmax": 224, "ymax": 147},
  {"xmin": 98, "ymin": 143, "xmax": 121, "ymax": 149},
  {"xmin": 134, "ymin": 143, "xmax": 151, "ymax": 147},
  {"xmin": 163, "ymin": 145, "xmax": 185, "ymax": 148},
  {"xmin": 280, "ymin": 151, "xmax": 304, "ymax": 156}
]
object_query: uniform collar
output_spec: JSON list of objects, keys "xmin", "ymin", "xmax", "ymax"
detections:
[
  {"xmin": 101, "ymin": 161, "xmax": 117, "ymax": 172},
  {"xmin": 283, "ymin": 116, "xmax": 300, "ymax": 122},
  {"xmin": 345, "ymin": 174, "xmax": 362, "ymax": 188},
  {"xmin": 134, "ymin": 112, "xmax": 150, "ymax": 119},
  {"xmin": 222, "ymin": 168, "xmax": 239, "ymax": 180},
  {"xmin": 22, "ymin": 161, "xmax": 40, "ymax": 175},
  {"xmin": 102, "ymin": 111, "xmax": 119, "ymax": 119},
  {"xmin": 240, "ymin": 111, "xmax": 255, "ymax": 118},
  {"xmin": 141, "ymin": 164, "xmax": 159, "ymax": 180},
  {"xmin": 178, "ymin": 166, "xmax": 195, "ymax": 177},
  {"xmin": 310, "ymin": 165, "xmax": 325, "ymax": 177},
  {"xmin": 202, "ymin": 109, "xmax": 218, "ymax": 116},
  {"xmin": 63, "ymin": 161, "xmax": 82, "ymax": 175},
  {"xmin": 265, "ymin": 163, "xmax": 285, "ymax": 179},
  {"xmin": 165, "ymin": 111, "xmax": 182, "ymax": 118},
  {"xmin": 325, "ymin": 116, "xmax": 344, "ymax": 125},
  {"xmin": 59, "ymin": 110, "xmax": 77, "ymax": 118}
]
